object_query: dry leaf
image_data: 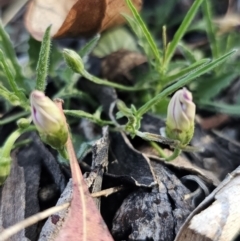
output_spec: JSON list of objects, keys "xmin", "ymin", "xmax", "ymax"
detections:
[
  {"xmin": 175, "ymin": 166, "xmax": 240, "ymax": 241},
  {"xmin": 101, "ymin": 49, "xmax": 147, "ymax": 83},
  {"xmin": 54, "ymin": 100, "xmax": 113, "ymax": 241},
  {"xmin": 214, "ymin": 14, "xmax": 240, "ymax": 34},
  {"xmin": 24, "ymin": 0, "xmax": 142, "ymax": 41},
  {"xmin": 0, "ymin": 152, "xmax": 28, "ymax": 241},
  {"xmin": 100, "ymin": 0, "xmax": 142, "ymax": 31}
]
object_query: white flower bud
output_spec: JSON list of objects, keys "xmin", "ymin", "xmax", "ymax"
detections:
[
  {"xmin": 30, "ymin": 91, "xmax": 68, "ymax": 149},
  {"xmin": 166, "ymin": 88, "xmax": 195, "ymax": 145}
]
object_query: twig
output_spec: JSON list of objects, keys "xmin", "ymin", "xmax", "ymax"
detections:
[
  {"xmin": 0, "ymin": 183, "xmax": 123, "ymax": 241},
  {"xmin": 91, "ymin": 186, "xmax": 124, "ymax": 198},
  {"xmin": 0, "ymin": 202, "xmax": 70, "ymax": 241}
]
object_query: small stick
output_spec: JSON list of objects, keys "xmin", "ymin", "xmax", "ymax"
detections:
[
  {"xmin": 0, "ymin": 184, "xmax": 124, "ymax": 241},
  {"xmin": 0, "ymin": 202, "xmax": 70, "ymax": 241},
  {"xmin": 91, "ymin": 186, "xmax": 124, "ymax": 198}
]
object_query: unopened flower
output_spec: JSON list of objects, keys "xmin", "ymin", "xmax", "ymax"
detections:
[
  {"xmin": 165, "ymin": 88, "xmax": 196, "ymax": 145},
  {"xmin": 63, "ymin": 49, "xmax": 84, "ymax": 74},
  {"xmin": 30, "ymin": 91, "xmax": 68, "ymax": 149}
]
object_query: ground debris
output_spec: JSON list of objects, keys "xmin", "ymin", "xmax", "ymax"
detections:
[{"xmin": 112, "ymin": 161, "xmax": 194, "ymax": 241}]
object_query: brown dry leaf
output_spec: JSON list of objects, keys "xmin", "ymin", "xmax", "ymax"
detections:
[
  {"xmin": 24, "ymin": 0, "xmax": 142, "ymax": 41},
  {"xmin": 101, "ymin": 49, "xmax": 147, "ymax": 83},
  {"xmin": 142, "ymin": 147, "xmax": 220, "ymax": 186},
  {"xmin": 101, "ymin": 0, "xmax": 142, "ymax": 31},
  {"xmin": 54, "ymin": 100, "xmax": 113, "ymax": 241}
]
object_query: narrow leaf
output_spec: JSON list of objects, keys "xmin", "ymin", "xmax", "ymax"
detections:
[
  {"xmin": 199, "ymin": 101, "xmax": 240, "ymax": 116},
  {"xmin": 202, "ymin": 0, "xmax": 219, "ymax": 59},
  {"xmin": 137, "ymin": 49, "xmax": 236, "ymax": 116},
  {"xmin": 165, "ymin": 0, "xmax": 204, "ymax": 65},
  {"xmin": 79, "ymin": 34, "xmax": 100, "ymax": 57},
  {"xmin": 162, "ymin": 58, "xmax": 210, "ymax": 84},
  {"xmin": 0, "ymin": 21, "xmax": 25, "ymax": 88},
  {"xmin": 0, "ymin": 85, "xmax": 21, "ymax": 106},
  {"xmin": 35, "ymin": 26, "xmax": 51, "ymax": 91},
  {"xmin": 0, "ymin": 50, "xmax": 19, "ymax": 93},
  {"xmin": 195, "ymin": 72, "xmax": 238, "ymax": 100},
  {"xmin": 122, "ymin": 14, "xmax": 153, "ymax": 61},
  {"xmin": 178, "ymin": 43, "xmax": 198, "ymax": 63},
  {"xmin": 0, "ymin": 50, "xmax": 28, "ymax": 106},
  {"xmin": 125, "ymin": 0, "xmax": 161, "ymax": 67}
]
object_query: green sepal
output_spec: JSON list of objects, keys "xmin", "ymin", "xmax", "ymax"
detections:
[
  {"xmin": 165, "ymin": 122, "xmax": 194, "ymax": 146},
  {"xmin": 39, "ymin": 124, "xmax": 68, "ymax": 150}
]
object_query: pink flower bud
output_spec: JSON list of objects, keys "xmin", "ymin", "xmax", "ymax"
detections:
[
  {"xmin": 30, "ymin": 91, "xmax": 68, "ymax": 149},
  {"xmin": 166, "ymin": 88, "xmax": 196, "ymax": 145}
]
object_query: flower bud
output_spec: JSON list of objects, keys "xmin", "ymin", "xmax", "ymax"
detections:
[
  {"xmin": 30, "ymin": 91, "xmax": 68, "ymax": 149},
  {"xmin": 63, "ymin": 49, "xmax": 84, "ymax": 74},
  {"xmin": 165, "ymin": 88, "xmax": 195, "ymax": 145}
]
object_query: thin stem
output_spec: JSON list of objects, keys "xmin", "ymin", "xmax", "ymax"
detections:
[
  {"xmin": 150, "ymin": 142, "xmax": 167, "ymax": 158},
  {"xmin": 1, "ymin": 126, "xmax": 36, "ymax": 158},
  {"xmin": 165, "ymin": 148, "xmax": 181, "ymax": 161},
  {"xmin": 64, "ymin": 109, "xmax": 114, "ymax": 126},
  {"xmin": 82, "ymin": 70, "xmax": 148, "ymax": 92},
  {"xmin": 135, "ymin": 130, "xmax": 180, "ymax": 147},
  {"xmin": 162, "ymin": 25, "xmax": 167, "ymax": 68},
  {"xmin": 12, "ymin": 139, "xmax": 32, "ymax": 150}
]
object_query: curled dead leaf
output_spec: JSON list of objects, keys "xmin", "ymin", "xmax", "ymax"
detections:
[
  {"xmin": 101, "ymin": 49, "xmax": 147, "ymax": 83},
  {"xmin": 25, "ymin": 0, "xmax": 142, "ymax": 41}
]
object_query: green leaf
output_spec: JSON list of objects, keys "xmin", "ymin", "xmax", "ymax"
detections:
[
  {"xmin": 116, "ymin": 100, "xmax": 134, "ymax": 117},
  {"xmin": 123, "ymin": 14, "xmax": 153, "ymax": 60},
  {"xmin": 154, "ymin": 97, "xmax": 170, "ymax": 116},
  {"xmin": 79, "ymin": 34, "xmax": 100, "ymax": 57},
  {"xmin": 195, "ymin": 72, "xmax": 237, "ymax": 100},
  {"xmin": 143, "ymin": 0, "xmax": 178, "ymax": 29},
  {"xmin": 178, "ymin": 43, "xmax": 200, "ymax": 63},
  {"xmin": 202, "ymin": 0, "xmax": 219, "ymax": 59},
  {"xmin": 0, "ymin": 21, "xmax": 25, "ymax": 88},
  {"xmin": 35, "ymin": 25, "xmax": 51, "ymax": 91},
  {"xmin": 0, "ymin": 84, "xmax": 21, "ymax": 106},
  {"xmin": 165, "ymin": 0, "xmax": 204, "ymax": 65},
  {"xmin": 137, "ymin": 49, "xmax": 236, "ymax": 117},
  {"xmin": 0, "ymin": 49, "xmax": 28, "ymax": 106},
  {"xmin": 93, "ymin": 27, "xmax": 138, "ymax": 58},
  {"xmin": 125, "ymin": 0, "xmax": 161, "ymax": 67},
  {"xmin": 162, "ymin": 58, "xmax": 210, "ymax": 84},
  {"xmin": 29, "ymin": 36, "xmax": 62, "ymax": 79},
  {"xmin": 199, "ymin": 101, "xmax": 240, "ymax": 116},
  {"xmin": 0, "ymin": 49, "xmax": 17, "ymax": 92}
]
